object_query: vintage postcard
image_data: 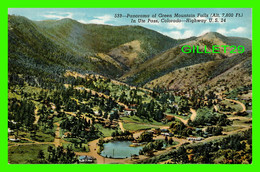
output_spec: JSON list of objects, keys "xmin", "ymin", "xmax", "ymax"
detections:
[{"xmin": 8, "ymin": 8, "xmax": 252, "ymax": 164}]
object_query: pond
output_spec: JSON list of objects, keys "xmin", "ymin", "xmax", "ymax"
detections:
[{"xmin": 100, "ymin": 141, "xmax": 143, "ymax": 159}]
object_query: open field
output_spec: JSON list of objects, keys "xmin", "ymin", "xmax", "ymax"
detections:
[
  {"xmin": 8, "ymin": 144, "xmax": 54, "ymax": 164},
  {"xmin": 121, "ymin": 116, "xmax": 168, "ymax": 126},
  {"xmin": 123, "ymin": 122, "xmax": 153, "ymax": 131},
  {"xmin": 18, "ymin": 130, "xmax": 55, "ymax": 142},
  {"xmin": 94, "ymin": 124, "xmax": 117, "ymax": 137}
]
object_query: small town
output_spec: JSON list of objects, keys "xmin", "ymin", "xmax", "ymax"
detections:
[
  {"xmin": 7, "ymin": 8, "xmax": 252, "ymax": 164},
  {"xmin": 8, "ymin": 71, "xmax": 252, "ymax": 164}
]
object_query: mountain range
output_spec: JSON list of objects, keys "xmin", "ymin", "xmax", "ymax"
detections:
[{"xmin": 8, "ymin": 15, "xmax": 252, "ymax": 91}]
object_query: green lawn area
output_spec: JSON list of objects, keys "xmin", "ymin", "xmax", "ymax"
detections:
[
  {"xmin": 18, "ymin": 130, "xmax": 54, "ymax": 142},
  {"xmin": 94, "ymin": 124, "xmax": 117, "ymax": 137},
  {"xmin": 123, "ymin": 122, "xmax": 152, "ymax": 131},
  {"xmin": 121, "ymin": 115, "xmax": 168, "ymax": 126},
  {"xmin": 121, "ymin": 115, "xmax": 169, "ymax": 132},
  {"xmin": 8, "ymin": 144, "xmax": 54, "ymax": 164}
]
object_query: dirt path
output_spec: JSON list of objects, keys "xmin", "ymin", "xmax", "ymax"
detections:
[
  {"xmin": 225, "ymin": 98, "xmax": 246, "ymax": 112},
  {"xmin": 166, "ymin": 108, "xmax": 197, "ymax": 125},
  {"xmin": 214, "ymin": 98, "xmax": 246, "ymax": 115},
  {"xmin": 118, "ymin": 121, "xmax": 125, "ymax": 132},
  {"xmin": 228, "ymin": 116, "xmax": 251, "ymax": 120},
  {"xmin": 132, "ymin": 130, "xmax": 146, "ymax": 138},
  {"xmin": 171, "ymin": 115, "xmax": 188, "ymax": 125},
  {"xmin": 214, "ymin": 90, "xmax": 246, "ymax": 114},
  {"xmin": 213, "ymin": 105, "xmax": 219, "ymax": 112},
  {"xmin": 33, "ymin": 108, "xmax": 40, "ymax": 125},
  {"xmin": 53, "ymin": 122, "xmax": 63, "ymax": 147},
  {"xmin": 190, "ymin": 108, "xmax": 197, "ymax": 121}
]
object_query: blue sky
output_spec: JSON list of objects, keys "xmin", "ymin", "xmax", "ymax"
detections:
[{"xmin": 8, "ymin": 8, "xmax": 252, "ymax": 39}]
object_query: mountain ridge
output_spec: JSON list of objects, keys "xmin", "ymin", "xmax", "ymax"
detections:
[
  {"xmin": 8, "ymin": 15, "xmax": 186, "ymax": 78},
  {"xmin": 8, "ymin": 15, "xmax": 252, "ymax": 92},
  {"xmin": 121, "ymin": 30, "xmax": 252, "ymax": 86}
]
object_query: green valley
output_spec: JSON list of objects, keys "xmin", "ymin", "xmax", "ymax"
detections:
[{"xmin": 8, "ymin": 15, "xmax": 252, "ymax": 164}]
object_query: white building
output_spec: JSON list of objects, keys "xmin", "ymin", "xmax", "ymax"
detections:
[
  {"xmin": 187, "ymin": 137, "xmax": 203, "ymax": 141},
  {"xmin": 79, "ymin": 155, "xmax": 94, "ymax": 163}
]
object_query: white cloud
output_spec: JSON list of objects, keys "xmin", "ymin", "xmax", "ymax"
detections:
[
  {"xmin": 166, "ymin": 22, "xmax": 185, "ymax": 30},
  {"xmin": 78, "ymin": 19, "xmax": 88, "ymax": 24},
  {"xmin": 216, "ymin": 28, "xmax": 227, "ymax": 35},
  {"xmin": 43, "ymin": 12, "xmax": 73, "ymax": 20},
  {"xmin": 182, "ymin": 30, "xmax": 194, "ymax": 38},
  {"xmin": 198, "ymin": 29, "xmax": 211, "ymax": 36},
  {"xmin": 166, "ymin": 30, "xmax": 194, "ymax": 39},
  {"xmin": 167, "ymin": 31, "xmax": 182, "ymax": 38},
  {"xmin": 217, "ymin": 27, "xmax": 246, "ymax": 35},
  {"xmin": 88, "ymin": 15, "xmax": 113, "ymax": 24},
  {"xmin": 230, "ymin": 27, "xmax": 246, "ymax": 33},
  {"xmin": 43, "ymin": 12, "xmax": 113, "ymax": 25}
]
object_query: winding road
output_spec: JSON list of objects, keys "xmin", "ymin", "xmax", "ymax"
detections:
[
  {"xmin": 166, "ymin": 108, "xmax": 197, "ymax": 125},
  {"xmin": 225, "ymin": 98, "xmax": 246, "ymax": 112},
  {"xmin": 214, "ymin": 98, "xmax": 246, "ymax": 115}
]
